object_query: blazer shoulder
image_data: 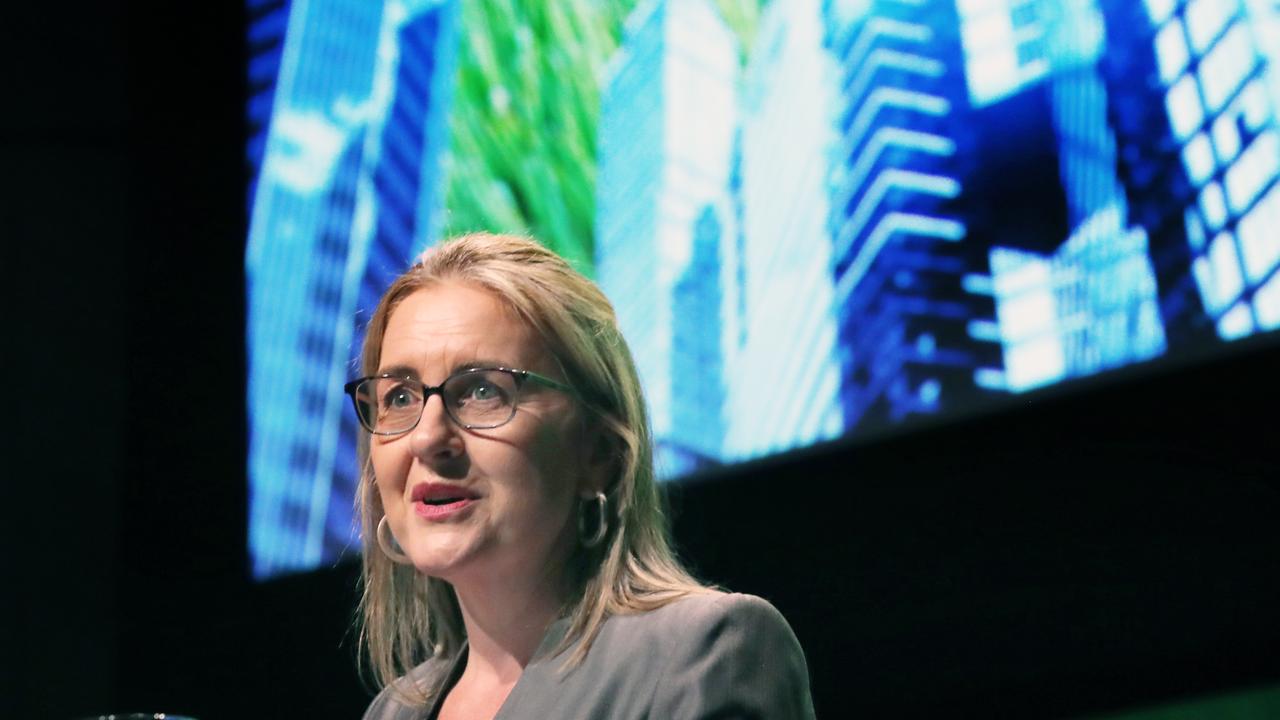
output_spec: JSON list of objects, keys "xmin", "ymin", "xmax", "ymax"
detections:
[
  {"xmin": 645, "ymin": 592, "xmax": 816, "ymax": 719},
  {"xmin": 648, "ymin": 590, "xmax": 795, "ymax": 637},
  {"xmin": 596, "ymin": 591, "xmax": 761, "ymax": 643}
]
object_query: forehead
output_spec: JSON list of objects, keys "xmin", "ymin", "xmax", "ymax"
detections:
[{"xmin": 379, "ymin": 281, "xmax": 547, "ymax": 375}]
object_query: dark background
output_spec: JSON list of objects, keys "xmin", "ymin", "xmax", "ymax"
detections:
[{"xmin": 6, "ymin": 3, "xmax": 1280, "ymax": 718}]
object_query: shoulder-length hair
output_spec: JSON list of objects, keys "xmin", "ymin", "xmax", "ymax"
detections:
[{"xmin": 356, "ymin": 232, "xmax": 711, "ymax": 703}]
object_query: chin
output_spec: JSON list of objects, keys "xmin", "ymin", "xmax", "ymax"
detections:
[{"xmin": 404, "ymin": 538, "xmax": 480, "ymax": 579}]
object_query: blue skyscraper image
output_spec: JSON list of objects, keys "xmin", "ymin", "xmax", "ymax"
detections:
[
  {"xmin": 823, "ymin": 0, "xmax": 1002, "ymax": 431},
  {"xmin": 974, "ymin": 0, "xmax": 1167, "ymax": 390},
  {"xmin": 727, "ymin": 0, "xmax": 843, "ymax": 461},
  {"xmin": 355, "ymin": 2, "xmax": 458, "ymax": 366},
  {"xmin": 243, "ymin": 0, "xmax": 1280, "ymax": 578},
  {"xmin": 990, "ymin": 210, "xmax": 1166, "ymax": 391},
  {"xmin": 247, "ymin": 0, "xmax": 291, "ymax": 206},
  {"xmin": 595, "ymin": 0, "xmax": 739, "ymax": 479},
  {"xmin": 669, "ymin": 206, "xmax": 729, "ymax": 470},
  {"xmin": 246, "ymin": 0, "xmax": 457, "ymax": 578},
  {"xmin": 1100, "ymin": 0, "xmax": 1280, "ymax": 342}
]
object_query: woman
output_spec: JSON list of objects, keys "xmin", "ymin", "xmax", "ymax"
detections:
[{"xmin": 349, "ymin": 233, "xmax": 815, "ymax": 719}]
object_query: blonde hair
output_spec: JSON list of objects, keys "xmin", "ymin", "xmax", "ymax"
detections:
[{"xmin": 356, "ymin": 232, "xmax": 711, "ymax": 703}]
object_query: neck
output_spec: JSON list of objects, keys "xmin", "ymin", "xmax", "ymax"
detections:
[{"xmin": 450, "ymin": 562, "xmax": 569, "ymax": 687}]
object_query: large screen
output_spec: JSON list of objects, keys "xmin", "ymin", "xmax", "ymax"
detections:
[{"xmin": 246, "ymin": 0, "xmax": 1280, "ymax": 579}]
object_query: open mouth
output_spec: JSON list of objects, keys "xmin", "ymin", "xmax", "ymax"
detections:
[
  {"xmin": 411, "ymin": 482, "xmax": 481, "ymax": 505},
  {"xmin": 413, "ymin": 491, "xmax": 477, "ymax": 520},
  {"xmin": 422, "ymin": 497, "xmax": 468, "ymax": 506}
]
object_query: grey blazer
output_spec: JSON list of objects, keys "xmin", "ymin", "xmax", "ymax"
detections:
[{"xmin": 362, "ymin": 592, "xmax": 816, "ymax": 719}]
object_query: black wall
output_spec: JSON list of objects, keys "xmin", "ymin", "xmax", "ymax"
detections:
[
  {"xmin": 671, "ymin": 333, "xmax": 1280, "ymax": 718},
  {"xmin": 7, "ymin": 3, "xmax": 1279, "ymax": 719}
]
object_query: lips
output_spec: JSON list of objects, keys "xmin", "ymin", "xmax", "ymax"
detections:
[
  {"xmin": 410, "ymin": 483, "xmax": 481, "ymax": 521},
  {"xmin": 411, "ymin": 482, "xmax": 481, "ymax": 506}
]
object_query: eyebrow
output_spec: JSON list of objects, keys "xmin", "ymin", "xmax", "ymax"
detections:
[
  {"xmin": 374, "ymin": 364, "xmax": 420, "ymax": 379},
  {"xmin": 374, "ymin": 359, "xmax": 514, "ymax": 380}
]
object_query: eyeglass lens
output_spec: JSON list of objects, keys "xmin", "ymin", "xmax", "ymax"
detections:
[{"xmin": 354, "ymin": 370, "xmax": 520, "ymax": 433}]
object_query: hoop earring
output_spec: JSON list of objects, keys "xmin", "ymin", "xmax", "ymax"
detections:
[
  {"xmin": 376, "ymin": 516, "xmax": 413, "ymax": 565},
  {"xmin": 578, "ymin": 491, "xmax": 608, "ymax": 548}
]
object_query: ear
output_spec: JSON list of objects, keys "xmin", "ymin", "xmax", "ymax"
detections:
[{"xmin": 577, "ymin": 421, "xmax": 615, "ymax": 497}]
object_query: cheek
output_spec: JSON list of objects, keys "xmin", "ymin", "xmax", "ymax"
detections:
[
  {"xmin": 527, "ymin": 419, "xmax": 587, "ymax": 501},
  {"xmin": 369, "ymin": 439, "xmax": 411, "ymax": 495},
  {"xmin": 486, "ymin": 421, "xmax": 581, "ymax": 520}
]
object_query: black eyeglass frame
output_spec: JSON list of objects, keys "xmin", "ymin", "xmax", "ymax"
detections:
[{"xmin": 343, "ymin": 366, "xmax": 575, "ymax": 435}]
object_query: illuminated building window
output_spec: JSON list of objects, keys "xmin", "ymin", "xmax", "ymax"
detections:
[
  {"xmin": 1198, "ymin": 22, "xmax": 1253, "ymax": 112},
  {"xmin": 1237, "ymin": 184, "xmax": 1280, "ymax": 282},
  {"xmin": 1199, "ymin": 181, "xmax": 1228, "ymax": 230},
  {"xmin": 1143, "ymin": 0, "xmax": 1177, "ymax": 25},
  {"xmin": 1166, "ymin": 74, "xmax": 1205, "ymax": 140},
  {"xmin": 1184, "ymin": 0, "xmax": 1236, "ymax": 54},
  {"xmin": 1208, "ymin": 230, "xmax": 1245, "ymax": 310},
  {"xmin": 1154, "ymin": 20, "xmax": 1190, "ymax": 83},
  {"xmin": 1256, "ymin": 270, "xmax": 1280, "ymax": 329},
  {"xmin": 1224, "ymin": 129, "xmax": 1278, "ymax": 212},
  {"xmin": 1218, "ymin": 300, "xmax": 1254, "ymax": 338},
  {"xmin": 1182, "ymin": 131, "xmax": 1215, "ymax": 184}
]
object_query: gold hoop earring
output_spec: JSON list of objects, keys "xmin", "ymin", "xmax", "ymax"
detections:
[
  {"xmin": 376, "ymin": 516, "xmax": 413, "ymax": 565},
  {"xmin": 578, "ymin": 492, "xmax": 608, "ymax": 548}
]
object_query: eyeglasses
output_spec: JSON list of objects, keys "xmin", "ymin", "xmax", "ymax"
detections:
[{"xmin": 343, "ymin": 366, "xmax": 574, "ymax": 435}]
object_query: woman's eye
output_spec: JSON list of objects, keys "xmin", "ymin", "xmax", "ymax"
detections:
[
  {"xmin": 383, "ymin": 386, "xmax": 417, "ymax": 409},
  {"xmin": 467, "ymin": 382, "xmax": 501, "ymax": 401}
]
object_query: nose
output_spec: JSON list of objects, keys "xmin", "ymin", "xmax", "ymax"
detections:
[{"xmin": 408, "ymin": 393, "xmax": 464, "ymax": 462}]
